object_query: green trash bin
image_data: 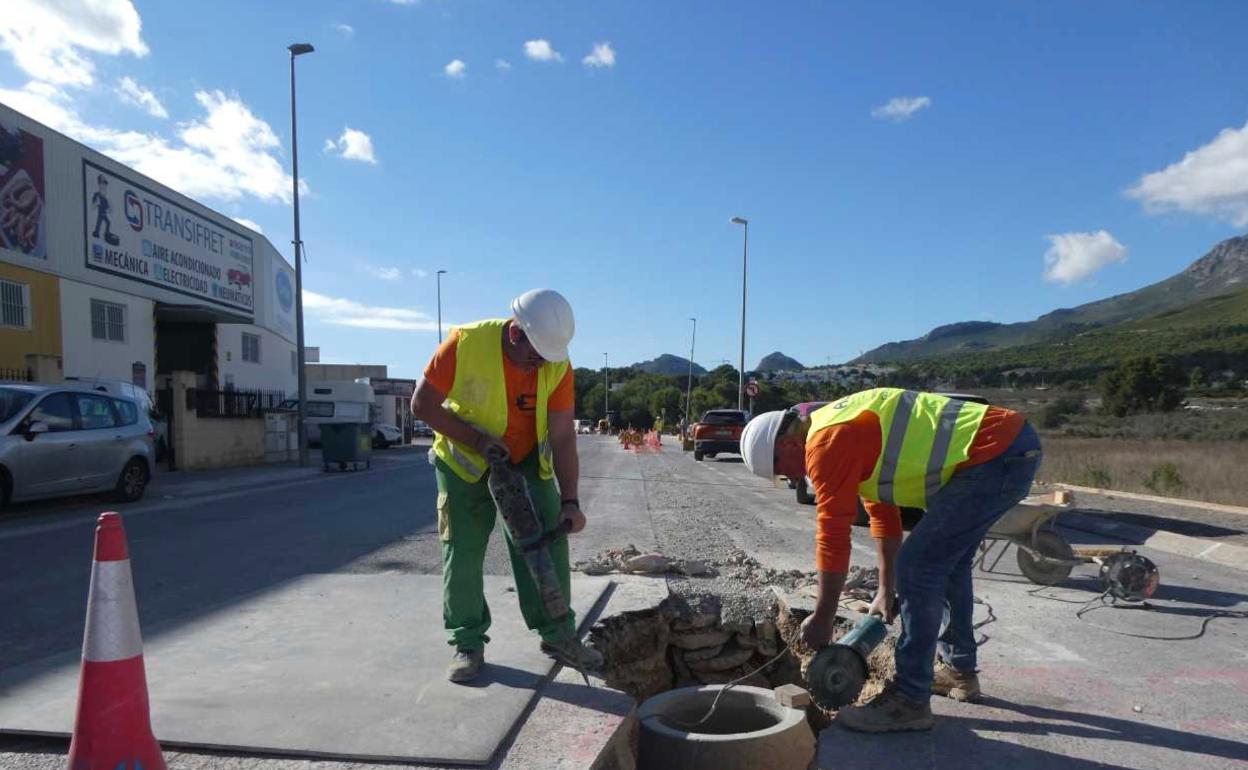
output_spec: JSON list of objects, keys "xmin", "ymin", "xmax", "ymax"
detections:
[{"xmin": 320, "ymin": 422, "xmax": 373, "ymax": 471}]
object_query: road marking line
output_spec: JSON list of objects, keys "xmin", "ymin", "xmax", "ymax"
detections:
[{"xmin": 1197, "ymin": 542, "xmax": 1224, "ymax": 558}]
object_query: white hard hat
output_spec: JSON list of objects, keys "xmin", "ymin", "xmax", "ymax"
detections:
[
  {"xmin": 740, "ymin": 410, "xmax": 788, "ymax": 480},
  {"xmin": 511, "ymin": 288, "xmax": 575, "ymax": 362}
]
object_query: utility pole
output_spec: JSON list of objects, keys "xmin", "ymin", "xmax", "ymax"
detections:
[
  {"xmin": 436, "ymin": 269, "xmax": 447, "ymax": 343},
  {"xmin": 731, "ymin": 216, "xmax": 749, "ymax": 410},
  {"xmin": 288, "ymin": 42, "xmax": 314, "ymax": 467},
  {"xmin": 685, "ymin": 317, "xmax": 696, "ymax": 425},
  {"xmin": 603, "ymin": 352, "xmax": 609, "ymax": 421}
]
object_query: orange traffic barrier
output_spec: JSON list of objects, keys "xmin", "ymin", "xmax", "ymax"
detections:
[{"xmin": 67, "ymin": 512, "xmax": 167, "ymax": 770}]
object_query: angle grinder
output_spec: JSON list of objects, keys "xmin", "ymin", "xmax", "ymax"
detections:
[
  {"xmin": 806, "ymin": 614, "xmax": 889, "ymax": 710},
  {"xmin": 1098, "ymin": 550, "xmax": 1160, "ymax": 602}
]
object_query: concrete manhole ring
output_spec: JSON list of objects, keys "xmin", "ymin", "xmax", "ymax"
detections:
[{"xmin": 637, "ymin": 685, "xmax": 814, "ymax": 770}]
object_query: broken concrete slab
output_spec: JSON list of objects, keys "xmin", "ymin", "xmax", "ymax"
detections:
[{"xmin": 0, "ymin": 574, "xmax": 609, "ymax": 765}]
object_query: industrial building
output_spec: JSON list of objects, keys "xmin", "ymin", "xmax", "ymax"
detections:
[{"xmin": 0, "ymin": 102, "xmax": 297, "ymax": 397}]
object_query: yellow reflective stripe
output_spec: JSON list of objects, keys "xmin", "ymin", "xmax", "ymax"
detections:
[
  {"xmin": 876, "ymin": 390, "xmax": 917, "ymax": 505},
  {"xmin": 449, "ymin": 442, "xmax": 486, "ymax": 478},
  {"xmin": 924, "ymin": 398, "xmax": 967, "ymax": 500}
]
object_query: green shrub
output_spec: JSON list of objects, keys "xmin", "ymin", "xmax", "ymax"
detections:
[
  {"xmin": 1038, "ymin": 395, "xmax": 1085, "ymax": 429},
  {"xmin": 1100, "ymin": 355, "xmax": 1184, "ymax": 417},
  {"xmin": 1142, "ymin": 463, "xmax": 1185, "ymax": 496}
]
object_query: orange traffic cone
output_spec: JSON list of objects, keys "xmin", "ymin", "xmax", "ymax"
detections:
[{"xmin": 67, "ymin": 512, "xmax": 166, "ymax": 770}]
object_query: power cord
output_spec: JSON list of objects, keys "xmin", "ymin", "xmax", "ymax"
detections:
[
  {"xmin": 657, "ymin": 643, "xmax": 793, "ymax": 730},
  {"xmin": 1074, "ymin": 597, "xmax": 1248, "ymax": 641},
  {"xmin": 1029, "ymin": 587, "xmax": 1248, "ymax": 641}
]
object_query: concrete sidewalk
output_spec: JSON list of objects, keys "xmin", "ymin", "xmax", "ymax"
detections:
[
  {"xmin": 149, "ymin": 442, "xmax": 433, "ymax": 501},
  {"xmin": 1043, "ymin": 483, "xmax": 1248, "ymax": 573}
]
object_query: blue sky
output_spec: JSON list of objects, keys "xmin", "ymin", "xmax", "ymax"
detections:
[{"xmin": 3, "ymin": 1, "xmax": 1248, "ymax": 378}]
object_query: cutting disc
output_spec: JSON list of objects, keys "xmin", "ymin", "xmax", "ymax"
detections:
[{"xmin": 806, "ymin": 645, "xmax": 868, "ymax": 710}]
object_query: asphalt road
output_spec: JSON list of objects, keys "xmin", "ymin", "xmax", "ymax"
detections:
[{"xmin": 2, "ymin": 436, "xmax": 1246, "ymax": 769}]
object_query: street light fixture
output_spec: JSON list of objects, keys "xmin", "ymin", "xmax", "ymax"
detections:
[
  {"xmin": 436, "ymin": 269, "xmax": 448, "ymax": 343},
  {"xmin": 289, "ymin": 41, "xmax": 314, "ymax": 467},
  {"xmin": 685, "ymin": 317, "xmax": 696, "ymax": 427},
  {"xmin": 731, "ymin": 216, "xmax": 749, "ymax": 410}
]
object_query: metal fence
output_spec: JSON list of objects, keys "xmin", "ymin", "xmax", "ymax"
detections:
[
  {"xmin": 187, "ymin": 387, "xmax": 291, "ymax": 419},
  {"xmin": 0, "ymin": 367, "xmax": 33, "ymax": 382}
]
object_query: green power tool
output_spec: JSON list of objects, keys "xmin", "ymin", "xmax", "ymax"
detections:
[
  {"xmin": 806, "ymin": 614, "xmax": 889, "ymax": 710},
  {"xmin": 484, "ymin": 448, "xmax": 592, "ymax": 687}
]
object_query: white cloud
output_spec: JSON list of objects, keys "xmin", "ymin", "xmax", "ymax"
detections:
[
  {"xmin": 324, "ymin": 127, "xmax": 378, "ymax": 164},
  {"xmin": 365, "ymin": 265, "xmax": 402, "ymax": 281},
  {"xmin": 231, "ymin": 216, "xmax": 263, "ymax": 233},
  {"xmin": 871, "ymin": 96, "xmax": 932, "ymax": 122},
  {"xmin": 303, "ymin": 290, "xmax": 439, "ymax": 331},
  {"xmin": 0, "ymin": 81, "xmax": 299, "ymax": 204},
  {"xmin": 495, "ymin": 58, "xmax": 512, "ymax": 71},
  {"xmin": 1043, "ymin": 230, "xmax": 1128, "ymax": 285},
  {"xmin": 1126, "ymin": 120, "xmax": 1248, "ymax": 227},
  {"xmin": 333, "ymin": 23, "xmax": 355, "ymax": 37},
  {"xmin": 0, "ymin": 0, "xmax": 147, "ymax": 88},
  {"xmin": 582, "ymin": 42, "xmax": 616, "ymax": 69},
  {"xmin": 444, "ymin": 59, "xmax": 467, "ymax": 79},
  {"xmin": 524, "ymin": 39, "xmax": 563, "ymax": 63},
  {"xmin": 413, "ymin": 268, "xmax": 430, "ymax": 278},
  {"xmin": 115, "ymin": 76, "xmax": 167, "ymax": 118}
]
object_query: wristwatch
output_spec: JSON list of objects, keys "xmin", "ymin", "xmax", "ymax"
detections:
[{"xmin": 560, "ymin": 498, "xmax": 580, "ymax": 508}]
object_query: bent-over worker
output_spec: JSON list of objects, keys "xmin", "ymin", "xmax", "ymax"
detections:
[
  {"xmin": 412, "ymin": 288, "xmax": 601, "ymax": 683},
  {"xmin": 741, "ymin": 388, "xmax": 1041, "ymax": 732}
]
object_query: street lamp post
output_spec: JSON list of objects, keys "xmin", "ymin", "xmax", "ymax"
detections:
[
  {"xmin": 685, "ymin": 317, "xmax": 696, "ymax": 426},
  {"xmin": 436, "ymin": 269, "xmax": 447, "ymax": 343},
  {"xmin": 731, "ymin": 216, "xmax": 749, "ymax": 410},
  {"xmin": 603, "ymin": 353, "xmax": 609, "ymax": 418},
  {"xmin": 289, "ymin": 42, "xmax": 314, "ymax": 467}
]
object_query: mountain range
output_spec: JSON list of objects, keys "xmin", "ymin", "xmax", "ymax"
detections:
[{"xmin": 854, "ymin": 234, "xmax": 1248, "ymax": 364}]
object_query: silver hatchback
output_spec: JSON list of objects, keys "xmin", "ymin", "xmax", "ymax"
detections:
[{"xmin": 0, "ymin": 383, "xmax": 155, "ymax": 509}]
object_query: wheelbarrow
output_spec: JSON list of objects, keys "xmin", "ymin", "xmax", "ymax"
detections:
[
  {"xmin": 978, "ymin": 490, "xmax": 1163, "ymax": 600},
  {"xmin": 977, "ymin": 491, "xmax": 1081, "ymax": 585}
]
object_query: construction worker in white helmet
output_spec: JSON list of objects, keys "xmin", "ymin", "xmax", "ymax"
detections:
[
  {"xmin": 412, "ymin": 289, "xmax": 602, "ymax": 683},
  {"xmin": 740, "ymin": 389, "xmax": 1041, "ymax": 732}
]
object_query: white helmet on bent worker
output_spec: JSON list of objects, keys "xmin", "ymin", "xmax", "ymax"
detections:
[
  {"xmin": 511, "ymin": 288, "xmax": 575, "ymax": 362},
  {"xmin": 740, "ymin": 410, "xmax": 789, "ymax": 480}
]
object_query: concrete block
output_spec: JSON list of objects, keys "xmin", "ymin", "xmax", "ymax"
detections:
[{"xmin": 773, "ymin": 683, "xmax": 811, "ymax": 709}]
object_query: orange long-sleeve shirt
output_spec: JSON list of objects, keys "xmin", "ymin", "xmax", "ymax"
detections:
[
  {"xmin": 806, "ymin": 407, "xmax": 1025, "ymax": 573},
  {"xmin": 423, "ymin": 329, "xmax": 575, "ymax": 463}
]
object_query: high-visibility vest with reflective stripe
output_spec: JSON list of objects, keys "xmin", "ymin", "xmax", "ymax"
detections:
[
  {"xmin": 808, "ymin": 388, "xmax": 988, "ymax": 509},
  {"xmin": 432, "ymin": 319, "xmax": 567, "ymax": 483}
]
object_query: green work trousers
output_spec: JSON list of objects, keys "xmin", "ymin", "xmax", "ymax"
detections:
[{"xmin": 434, "ymin": 451, "xmax": 575, "ymax": 651}]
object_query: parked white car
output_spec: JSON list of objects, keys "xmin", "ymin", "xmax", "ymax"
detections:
[
  {"xmin": 0, "ymin": 383, "xmax": 155, "ymax": 509},
  {"xmin": 372, "ymin": 423, "xmax": 403, "ymax": 448}
]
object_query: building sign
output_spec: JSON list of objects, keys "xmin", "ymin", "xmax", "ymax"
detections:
[
  {"xmin": 271, "ymin": 260, "xmax": 295, "ymax": 338},
  {"xmin": 82, "ymin": 160, "xmax": 255, "ymax": 316},
  {"xmin": 0, "ymin": 118, "xmax": 47, "ymax": 259}
]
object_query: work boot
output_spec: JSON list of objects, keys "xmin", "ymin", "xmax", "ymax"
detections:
[
  {"xmin": 540, "ymin": 638, "xmax": 604, "ymax": 672},
  {"xmin": 447, "ymin": 648, "xmax": 484, "ymax": 683},
  {"xmin": 836, "ymin": 684, "xmax": 934, "ymax": 733},
  {"xmin": 932, "ymin": 661, "xmax": 981, "ymax": 702}
]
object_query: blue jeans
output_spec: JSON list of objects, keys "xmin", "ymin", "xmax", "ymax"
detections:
[{"xmin": 892, "ymin": 422, "xmax": 1042, "ymax": 701}]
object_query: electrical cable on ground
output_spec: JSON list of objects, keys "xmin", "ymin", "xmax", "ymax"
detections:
[
  {"xmin": 659, "ymin": 643, "xmax": 794, "ymax": 730},
  {"xmin": 1029, "ymin": 587, "xmax": 1248, "ymax": 641},
  {"xmin": 973, "ymin": 595, "xmax": 997, "ymax": 646}
]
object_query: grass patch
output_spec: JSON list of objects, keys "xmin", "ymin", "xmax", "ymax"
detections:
[{"xmin": 1037, "ymin": 436, "xmax": 1248, "ymax": 506}]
